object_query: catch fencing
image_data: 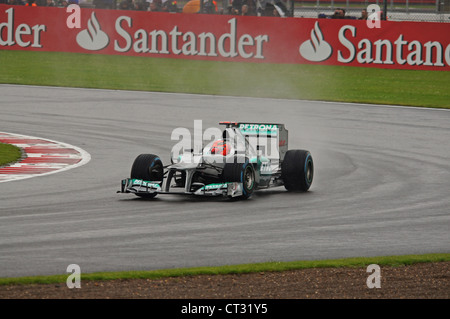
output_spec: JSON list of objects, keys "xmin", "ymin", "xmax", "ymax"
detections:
[
  {"xmin": 289, "ymin": 0, "xmax": 450, "ymax": 22},
  {"xmin": 77, "ymin": 0, "xmax": 450, "ymax": 22}
]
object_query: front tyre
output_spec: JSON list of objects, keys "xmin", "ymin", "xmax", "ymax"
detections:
[
  {"xmin": 130, "ymin": 154, "xmax": 164, "ymax": 198},
  {"xmin": 223, "ymin": 158, "xmax": 255, "ymax": 199},
  {"xmin": 281, "ymin": 150, "xmax": 314, "ymax": 192}
]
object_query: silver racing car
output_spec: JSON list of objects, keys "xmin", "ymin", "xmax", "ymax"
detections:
[{"xmin": 119, "ymin": 122, "xmax": 313, "ymax": 199}]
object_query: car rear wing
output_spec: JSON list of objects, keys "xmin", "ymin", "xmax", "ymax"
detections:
[{"xmin": 219, "ymin": 121, "xmax": 288, "ymax": 161}]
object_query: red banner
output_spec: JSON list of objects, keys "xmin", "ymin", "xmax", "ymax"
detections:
[{"xmin": 1, "ymin": 4, "xmax": 449, "ymax": 70}]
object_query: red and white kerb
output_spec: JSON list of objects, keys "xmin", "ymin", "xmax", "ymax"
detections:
[{"xmin": 0, "ymin": 132, "xmax": 91, "ymax": 182}]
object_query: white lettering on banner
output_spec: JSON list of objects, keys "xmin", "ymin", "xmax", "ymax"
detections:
[
  {"xmin": 198, "ymin": 31, "xmax": 217, "ymax": 57},
  {"xmin": 446, "ymin": 44, "xmax": 450, "ymax": 66},
  {"xmin": 114, "ymin": 17, "xmax": 269, "ymax": 59},
  {"xmin": 423, "ymin": 41, "xmax": 445, "ymax": 66},
  {"xmin": 114, "ymin": 16, "xmax": 132, "ymax": 52},
  {"xmin": 338, "ymin": 25, "xmax": 450, "ymax": 67},
  {"xmin": 0, "ymin": 8, "xmax": 46, "ymax": 48},
  {"xmin": 337, "ymin": 25, "xmax": 355, "ymax": 63}
]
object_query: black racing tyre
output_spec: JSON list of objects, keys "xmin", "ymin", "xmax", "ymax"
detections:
[
  {"xmin": 223, "ymin": 158, "xmax": 255, "ymax": 199},
  {"xmin": 130, "ymin": 154, "xmax": 164, "ymax": 198},
  {"xmin": 281, "ymin": 150, "xmax": 314, "ymax": 192}
]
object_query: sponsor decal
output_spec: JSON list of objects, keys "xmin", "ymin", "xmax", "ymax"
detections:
[
  {"xmin": 131, "ymin": 179, "xmax": 161, "ymax": 189},
  {"xmin": 112, "ymin": 16, "xmax": 269, "ymax": 59},
  {"xmin": 202, "ymin": 183, "xmax": 227, "ymax": 190},
  {"xmin": 337, "ymin": 25, "xmax": 450, "ymax": 66},
  {"xmin": 0, "ymin": 7, "xmax": 46, "ymax": 48},
  {"xmin": 239, "ymin": 124, "xmax": 278, "ymax": 135},
  {"xmin": 299, "ymin": 21, "xmax": 332, "ymax": 62},
  {"xmin": 76, "ymin": 12, "xmax": 109, "ymax": 51}
]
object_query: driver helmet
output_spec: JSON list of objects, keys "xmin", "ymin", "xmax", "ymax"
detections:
[{"xmin": 210, "ymin": 139, "xmax": 230, "ymax": 156}]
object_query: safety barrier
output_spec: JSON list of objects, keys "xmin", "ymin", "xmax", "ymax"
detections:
[{"xmin": 1, "ymin": 4, "xmax": 449, "ymax": 70}]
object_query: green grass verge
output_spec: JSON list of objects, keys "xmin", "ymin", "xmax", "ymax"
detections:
[
  {"xmin": 0, "ymin": 143, "xmax": 22, "ymax": 167},
  {"xmin": 1, "ymin": 253, "xmax": 448, "ymax": 286},
  {"xmin": 1, "ymin": 51, "xmax": 449, "ymax": 108}
]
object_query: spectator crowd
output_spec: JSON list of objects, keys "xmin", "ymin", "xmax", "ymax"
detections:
[
  {"xmin": 319, "ymin": 7, "xmax": 373, "ymax": 20},
  {"xmin": 0, "ymin": 0, "xmax": 75, "ymax": 6},
  {"xmin": 0, "ymin": 0, "xmax": 290, "ymax": 17}
]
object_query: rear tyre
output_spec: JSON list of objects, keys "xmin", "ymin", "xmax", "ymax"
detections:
[
  {"xmin": 223, "ymin": 157, "xmax": 255, "ymax": 199},
  {"xmin": 130, "ymin": 154, "xmax": 164, "ymax": 198},
  {"xmin": 281, "ymin": 150, "xmax": 313, "ymax": 192}
]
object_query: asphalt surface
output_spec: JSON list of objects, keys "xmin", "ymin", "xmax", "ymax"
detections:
[{"xmin": 0, "ymin": 84, "xmax": 449, "ymax": 278}]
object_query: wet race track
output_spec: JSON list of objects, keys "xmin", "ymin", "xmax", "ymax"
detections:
[{"xmin": 0, "ymin": 84, "xmax": 449, "ymax": 277}]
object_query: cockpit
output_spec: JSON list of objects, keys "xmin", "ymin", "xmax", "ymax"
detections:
[{"xmin": 203, "ymin": 128, "xmax": 257, "ymax": 158}]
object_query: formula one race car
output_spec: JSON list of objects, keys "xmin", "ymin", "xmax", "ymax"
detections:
[{"xmin": 119, "ymin": 122, "xmax": 313, "ymax": 199}]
